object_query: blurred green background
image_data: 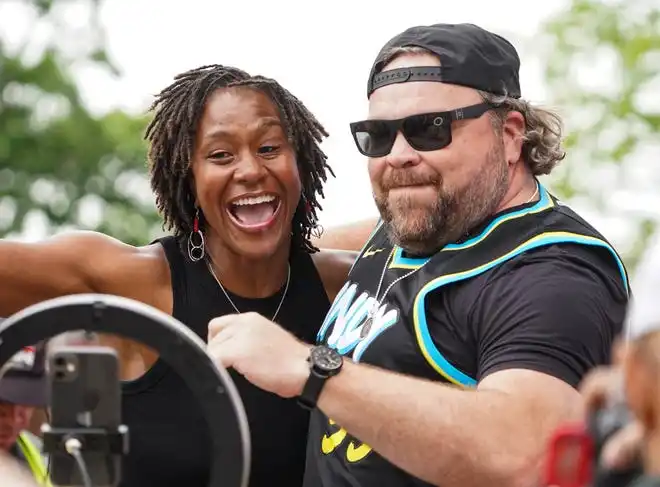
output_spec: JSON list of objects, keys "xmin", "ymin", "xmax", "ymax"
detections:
[{"xmin": 1, "ymin": 0, "xmax": 658, "ymax": 272}]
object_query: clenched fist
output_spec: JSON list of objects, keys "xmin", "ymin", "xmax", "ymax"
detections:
[{"xmin": 207, "ymin": 312, "xmax": 312, "ymax": 398}]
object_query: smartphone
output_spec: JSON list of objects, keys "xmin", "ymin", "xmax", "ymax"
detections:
[{"xmin": 47, "ymin": 346, "xmax": 122, "ymax": 487}]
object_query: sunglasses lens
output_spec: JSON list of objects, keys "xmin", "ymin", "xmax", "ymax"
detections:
[
  {"xmin": 403, "ymin": 114, "xmax": 451, "ymax": 151},
  {"xmin": 352, "ymin": 121, "xmax": 394, "ymax": 157},
  {"xmin": 352, "ymin": 113, "xmax": 453, "ymax": 157}
]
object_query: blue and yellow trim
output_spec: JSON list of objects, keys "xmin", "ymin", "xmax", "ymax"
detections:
[
  {"xmin": 441, "ymin": 183, "xmax": 554, "ymax": 252},
  {"xmin": 412, "ymin": 231, "xmax": 629, "ymax": 387},
  {"xmin": 388, "ymin": 247, "xmax": 431, "ymax": 269},
  {"xmin": 389, "ymin": 183, "xmax": 555, "ymax": 269}
]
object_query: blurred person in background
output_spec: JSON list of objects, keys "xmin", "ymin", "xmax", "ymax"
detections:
[
  {"xmin": 0, "ymin": 337, "xmax": 50, "ymax": 486},
  {"xmin": 206, "ymin": 23, "xmax": 630, "ymax": 487},
  {"xmin": 579, "ymin": 229, "xmax": 660, "ymax": 487},
  {"xmin": 0, "ymin": 64, "xmax": 366, "ymax": 487}
]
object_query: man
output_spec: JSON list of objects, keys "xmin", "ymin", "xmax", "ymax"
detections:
[
  {"xmin": 0, "ymin": 334, "xmax": 50, "ymax": 487},
  {"xmin": 207, "ymin": 23, "xmax": 630, "ymax": 487}
]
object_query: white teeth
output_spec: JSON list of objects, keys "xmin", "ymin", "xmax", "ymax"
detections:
[{"xmin": 232, "ymin": 195, "xmax": 277, "ymax": 206}]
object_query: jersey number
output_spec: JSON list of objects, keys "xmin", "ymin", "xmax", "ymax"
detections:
[{"xmin": 321, "ymin": 419, "xmax": 372, "ymax": 463}]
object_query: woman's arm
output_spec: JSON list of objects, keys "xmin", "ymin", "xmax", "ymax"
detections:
[
  {"xmin": 0, "ymin": 231, "xmax": 170, "ymax": 315},
  {"xmin": 313, "ymin": 218, "xmax": 379, "ymax": 252},
  {"xmin": 0, "ymin": 231, "xmax": 172, "ymax": 379},
  {"xmin": 311, "ymin": 218, "xmax": 381, "ymax": 301}
]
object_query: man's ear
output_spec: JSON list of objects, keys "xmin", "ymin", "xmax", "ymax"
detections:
[{"xmin": 501, "ymin": 111, "xmax": 525, "ymax": 166}]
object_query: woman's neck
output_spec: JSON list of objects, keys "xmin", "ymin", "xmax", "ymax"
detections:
[{"xmin": 204, "ymin": 235, "xmax": 292, "ymax": 299}]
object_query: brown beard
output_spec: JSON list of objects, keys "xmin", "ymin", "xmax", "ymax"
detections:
[{"xmin": 374, "ymin": 141, "xmax": 509, "ymax": 255}]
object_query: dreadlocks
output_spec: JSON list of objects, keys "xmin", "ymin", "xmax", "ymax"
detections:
[{"xmin": 145, "ymin": 64, "xmax": 334, "ymax": 254}]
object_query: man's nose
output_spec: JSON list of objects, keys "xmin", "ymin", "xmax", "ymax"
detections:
[{"xmin": 384, "ymin": 132, "xmax": 422, "ymax": 169}]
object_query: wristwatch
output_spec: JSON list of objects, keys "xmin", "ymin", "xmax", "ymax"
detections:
[{"xmin": 298, "ymin": 345, "xmax": 343, "ymax": 410}]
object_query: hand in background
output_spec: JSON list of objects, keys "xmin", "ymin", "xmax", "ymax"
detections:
[{"xmin": 579, "ymin": 341, "xmax": 643, "ymax": 472}]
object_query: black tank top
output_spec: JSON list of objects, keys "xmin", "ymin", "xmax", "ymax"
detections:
[{"xmin": 120, "ymin": 236, "xmax": 330, "ymax": 487}]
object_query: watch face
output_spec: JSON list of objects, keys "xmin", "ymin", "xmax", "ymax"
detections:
[{"xmin": 312, "ymin": 346, "xmax": 343, "ymax": 372}]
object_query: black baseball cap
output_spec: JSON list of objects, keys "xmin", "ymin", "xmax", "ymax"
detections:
[
  {"xmin": 0, "ymin": 330, "xmax": 48, "ymax": 407},
  {"xmin": 367, "ymin": 23, "xmax": 521, "ymax": 99}
]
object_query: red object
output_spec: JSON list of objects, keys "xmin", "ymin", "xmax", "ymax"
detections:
[
  {"xmin": 193, "ymin": 215, "xmax": 199, "ymax": 233},
  {"xmin": 544, "ymin": 422, "xmax": 594, "ymax": 487}
]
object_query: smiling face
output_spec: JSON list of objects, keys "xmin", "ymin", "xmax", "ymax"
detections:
[
  {"xmin": 366, "ymin": 52, "xmax": 511, "ymax": 254},
  {"xmin": 190, "ymin": 87, "xmax": 301, "ymax": 260}
]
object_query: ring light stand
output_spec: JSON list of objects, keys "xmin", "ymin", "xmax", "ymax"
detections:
[{"xmin": 0, "ymin": 294, "xmax": 250, "ymax": 487}]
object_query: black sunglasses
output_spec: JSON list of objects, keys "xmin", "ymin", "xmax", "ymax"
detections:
[{"xmin": 349, "ymin": 102, "xmax": 492, "ymax": 158}]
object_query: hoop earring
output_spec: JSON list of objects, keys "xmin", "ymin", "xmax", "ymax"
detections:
[
  {"xmin": 311, "ymin": 223, "xmax": 324, "ymax": 240},
  {"xmin": 188, "ymin": 208, "xmax": 205, "ymax": 262}
]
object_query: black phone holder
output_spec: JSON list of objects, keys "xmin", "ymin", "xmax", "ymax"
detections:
[{"xmin": 41, "ymin": 424, "xmax": 130, "ymax": 456}]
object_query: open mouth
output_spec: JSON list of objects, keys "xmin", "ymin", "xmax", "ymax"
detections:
[{"xmin": 227, "ymin": 194, "xmax": 282, "ymax": 230}]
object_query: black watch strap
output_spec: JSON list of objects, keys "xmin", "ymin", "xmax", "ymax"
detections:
[
  {"xmin": 297, "ymin": 346, "xmax": 343, "ymax": 410},
  {"xmin": 297, "ymin": 368, "xmax": 327, "ymax": 410}
]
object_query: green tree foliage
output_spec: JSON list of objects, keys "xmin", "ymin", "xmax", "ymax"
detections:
[
  {"xmin": 0, "ymin": 0, "xmax": 158, "ymax": 245},
  {"xmin": 539, "ymin": 0, "xmax": 660, "ymax": 271}
]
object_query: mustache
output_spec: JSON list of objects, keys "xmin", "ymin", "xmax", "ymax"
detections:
[{"xmin": 379, "ymin": 170, "xmax": 440, "ymax": 191}]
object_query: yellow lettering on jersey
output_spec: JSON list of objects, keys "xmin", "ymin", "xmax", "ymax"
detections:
[
  {"xmin": 346, "ymin": 441, "xmax": 372, "ymax": 462},
  {"xmin": 321, "ymin": 419, "xmax": 347, "ymax": 454},
  {"xmin": 321, "ymin": 418, "xmax": 373, "ymax": 462}
]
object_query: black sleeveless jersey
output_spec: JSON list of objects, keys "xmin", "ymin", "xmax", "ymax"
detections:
[
  {"xmin": 119, "ymin": 236, "xmax": 330, "ymax": 487},
  {"xmin": 304, "ymin": 185, "xmax": 629, "ymax": 487}
]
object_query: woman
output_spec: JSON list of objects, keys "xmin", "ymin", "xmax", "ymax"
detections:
[{"xmin": 0, "ymin": 64, "xmax": 362, "ymax": 487}]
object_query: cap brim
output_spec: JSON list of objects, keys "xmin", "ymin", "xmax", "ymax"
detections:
[{"xmin": 0, "ymin": 376, "xmax": 49, "ymax": 407}]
